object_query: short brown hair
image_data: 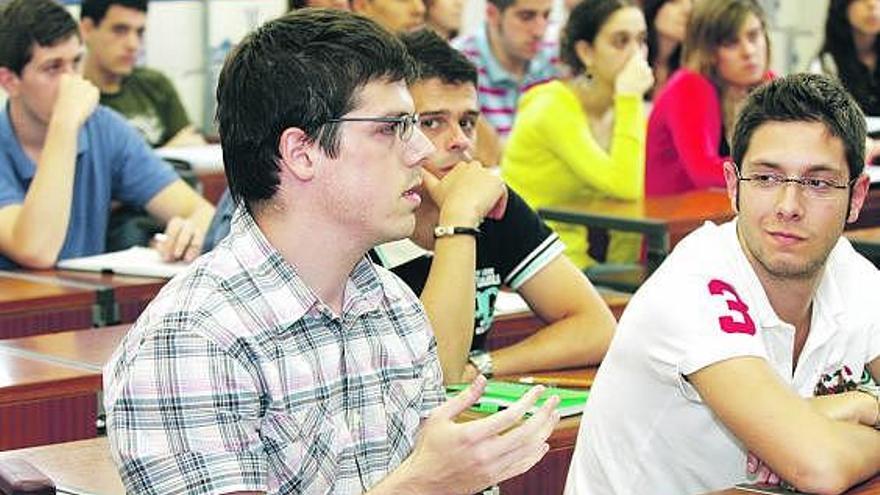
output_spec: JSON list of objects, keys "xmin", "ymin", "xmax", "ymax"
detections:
[{"xmin": 681, "ymin": 0, "xmax": 769, "ymax": 86}]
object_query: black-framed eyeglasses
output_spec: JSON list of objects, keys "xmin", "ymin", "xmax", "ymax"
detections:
[
  {"xmin": 327, "ymin": 113, "xmax": 420, "ymax": 142},
  {"xmin": 735, "ymin": 167, "xmax": 857, "ymax": 199}
]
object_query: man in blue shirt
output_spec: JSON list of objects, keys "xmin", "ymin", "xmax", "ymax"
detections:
[{"xmin": 0, "ymin": 0, "xmax": 214, "ymax": 269}]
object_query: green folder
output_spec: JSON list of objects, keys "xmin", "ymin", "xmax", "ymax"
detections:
[{"xmin": 446, "ymin": 380, "xmax": 589, "ymax": 417}]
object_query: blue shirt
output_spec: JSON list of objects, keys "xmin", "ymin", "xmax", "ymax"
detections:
[{"xmin": 0, "ymin": 105, "xmax": 178, "ymax": 269}]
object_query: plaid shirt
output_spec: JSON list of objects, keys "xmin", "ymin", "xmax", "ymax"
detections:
[
  {"xmin": 104, "ymin": 208, "xmax": 445, "ymax": 495},
  {"xmin": 452, "ymin": 26, "xmax": 559, "ymax": 139}
]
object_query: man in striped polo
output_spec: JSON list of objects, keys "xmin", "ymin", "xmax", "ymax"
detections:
[{"xmin": 451, "ymin": 0, "xmax": 558, "ymax": 141}]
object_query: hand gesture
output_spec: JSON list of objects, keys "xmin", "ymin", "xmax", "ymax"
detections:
[
  {"xmin": 153, "ymin": 217, "xmax": 204, "ymax": 263},
  {"xmin": 52, "ymin": 74, "xmax": 99, "ymax": 129},
  {"xmin": 420, "ymin": 161, "xmax": 508, "ymax": 227},
  {"xmin": 385, "ymin": 375, "xmax": 559, "ymax": 494},
  {"xmin": 614, "ymin": 52, "xmax": 654, "ymax": 97}
]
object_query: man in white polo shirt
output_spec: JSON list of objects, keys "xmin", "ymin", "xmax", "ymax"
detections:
[{"xmin": 565, "ymin": 73, "xmax": 880, "ymax": 494}]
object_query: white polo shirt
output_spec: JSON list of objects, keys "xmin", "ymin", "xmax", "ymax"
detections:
[{"xmin": 565, "ymin": 219, "xmax": 880, "ymax": 495}]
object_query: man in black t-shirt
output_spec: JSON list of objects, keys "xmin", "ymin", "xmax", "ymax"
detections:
[{"xmin": 369, "ymin": 30, "xmax": 617, "ymax": 383}]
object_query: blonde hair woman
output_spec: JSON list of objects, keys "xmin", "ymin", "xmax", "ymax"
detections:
[{"xmin": 646, "ymin": 0, "xmax": 772, "ymax": 196}]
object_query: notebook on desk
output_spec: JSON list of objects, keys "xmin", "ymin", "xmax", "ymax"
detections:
[
  {"xmin": 56, "ymin": 247, "xmax": 187, "ymax": 279},
  {"xmin": 156, "ymin": 144, "xmax": 224, "ymax": 172},
  {"xmin": 446, "ymin": 380, "xmax": 589, "ymax": 417}
]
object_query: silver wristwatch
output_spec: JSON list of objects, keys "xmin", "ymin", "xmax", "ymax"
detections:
[{"xmin": 468, "ymin": 349, "xmax": 494, "ymax": 378}]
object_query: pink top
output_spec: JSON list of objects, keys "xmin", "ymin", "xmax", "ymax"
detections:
[{"xmin": 646, "ymin": 69, "xmax": 728, "ymax": 196}]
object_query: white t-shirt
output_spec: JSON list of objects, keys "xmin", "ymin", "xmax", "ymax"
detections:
[{"xmin": 564, "ymin": 219, "xmax": 880, "ymax": 495}]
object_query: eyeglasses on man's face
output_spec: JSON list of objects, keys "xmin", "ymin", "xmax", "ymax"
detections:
[
  {"xmin": 327, "ymin": 113, "xmax": 420, "ymax": 142},
  {"xmin": 735, "ymin": 167, "xmax": 857, "ymax": 200}
]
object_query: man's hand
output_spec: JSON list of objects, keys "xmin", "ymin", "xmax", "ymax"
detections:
[
  {"xmin": 154, "ymin": 216, "xmax": 204, "ymax": 262},
  {"xmin": 52, "ymin": 74, "xmax": 99, "ymax": 129},
  {"xmin": 377, "ymin": 375, "xmax": 560, "ymax": 495},
  {"xmin": 420, "ymin": 161, "xmax": 508, "ymax": 228},
  {"xmin": 809, "ymin": 391, "xmax": 880, "ymax": 427}
]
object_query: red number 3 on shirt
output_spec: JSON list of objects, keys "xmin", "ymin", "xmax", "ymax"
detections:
[{"xmin": 707, "ymin": 279, "xmax": 756, "ymax": 335}]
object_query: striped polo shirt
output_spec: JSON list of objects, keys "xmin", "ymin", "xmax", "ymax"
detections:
[{"xmin": 452, "ymin": 25, "xmax": 559, "ymax": 139}]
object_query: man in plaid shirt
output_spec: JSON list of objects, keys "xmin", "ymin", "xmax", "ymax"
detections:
[{"xmin": 103, "ymin": 9, "xmax": 559, "ymax": 495}]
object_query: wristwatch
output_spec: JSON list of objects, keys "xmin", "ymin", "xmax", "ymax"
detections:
[
  {"xmin": 468, "ymin": 349, "xmax": 494, "ymax": 378},
  {"xmin": 434, "ymin": 225, "xmax": 480, "ymax": 238},
  {"xmin": 856, "ymin": 383, "xmax": 880, "ymax": 429}
]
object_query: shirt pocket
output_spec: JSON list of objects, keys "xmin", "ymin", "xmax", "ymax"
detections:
[{"xmin": 262, "ymin": 402, "xmax": 355, "ymax": 494}]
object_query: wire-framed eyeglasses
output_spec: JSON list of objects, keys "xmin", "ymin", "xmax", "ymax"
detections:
[
  {"xmin": 735, "ymin": 168, "xmax": 857, "ymax": 199},
  {"xmin": 327, "ymin": 113, "xmax": 420, "ymax": 142}
]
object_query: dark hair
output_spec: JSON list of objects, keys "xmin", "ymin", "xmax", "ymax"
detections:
[
  {"xmin": 216, "ymin": 9, "xmax": 416, "ymax": 214},
  {"xmin": 288, "ymin": 0, "xmax": 307, "ymax": 9},
  {"xmin": 487, "ymin": 0, "xmax": 516, "ymax": 13},
  {"xmin": 817, "ymin": 0, "xmax": 880, "ymax": 115},
  {"xmin": 561, "ymin": 0, "xmax": 634, "ymax": 75},
  {"xmin": 81, "ymin": 0, "xmax": 148, "ymax": 24},
  {"xmin": 0, "ymin": 0, "xmax": 80, "ymax": 75},
  {"xmin": 732, "ymin": 73, "xmax": 866, "ymax": 183},
  {"xmin": 400, "ymin": 29, "xmax": 477, "ymax": 86},
  {"xmin": 643, "ymin": 0, "xmax": 682, "ymax": 74}
]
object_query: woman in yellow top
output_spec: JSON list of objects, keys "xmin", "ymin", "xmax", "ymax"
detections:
[{"xmin": 502, "ymin": 0, "xmax": 654, "ymax": 270}]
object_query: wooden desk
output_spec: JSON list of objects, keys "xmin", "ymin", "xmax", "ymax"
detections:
[
  {"xmin": 706, "ymin": 475, "xmax": 880, "ymax": 495},
  {"xmin": 0, "ymin": 437, "xmax": 123, "ymax": 494},
  {"xmin": 196, "ymin": 169, "xmax": 227, "ymax": 205},
  {"xmin": 0, "ymin": 272, "xmax": 98, "ymax": 339},
  {"xmin": 539, "ymin": 190, "xmax": 735, "ymax": 274},
  {"xmin": 27, "ymin": 270, "xmax": 167, "ymax": 326},
  {"xmin": 0, "ymin": 324, "xmax": 128, "ymax": 373},
  {"xmin": 0, "ymin": 350, "xmax": 101, "ymax": 450},
  {"xmin": 0, "ymin": 326, "xmax": 125, "ymax": 450}
]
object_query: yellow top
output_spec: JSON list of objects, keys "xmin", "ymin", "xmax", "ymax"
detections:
[{"xmin": 502, "ymin": 80, "xmax": 646, "ymax": 269}]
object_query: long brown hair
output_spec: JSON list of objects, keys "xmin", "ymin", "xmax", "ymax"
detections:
[{"xmin": 681, "ymin": 0, "xmax": 770, "ymax": 87}]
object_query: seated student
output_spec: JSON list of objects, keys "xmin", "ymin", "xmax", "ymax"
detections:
[
  {"xmin": 369, "ymin": 29, "xmax": 616, "ymax": 383},
  {"xmin": 811, "ymin": 0, "xmax": 880, "ymax": 117},
  {"xmin": 643, "ymin": 0, "xmax": 693, "ymax": 96},
  {"xmin": 0, "ymin": 0, "xmax": 214, "ymax": 270},
  {"xmin": 351, "ymin": 0, "xmax": 426, "ymax": 33},
  {"xmin": 104, "ymin": 9, "xmax": 560, "ymax": 494},
  {"xmin": 565, "ymin": 73, "xmax": 880, "ymax": 494},
  {"xmin": 810, "ymin": 0, "xmax": 880, "ymax": 163},
  {"xmin": 80, "ymin": 0, "xmax": 207, "ymax": 252},
  {"xmin": 646, "ymin": 0, "xmax": 772, "ymax": 196},
  {"xmin": 501, "ymin": 0, "xmax": 654, "ymax": 270},
  {"xmin": 425, "ymin": 0, "xmax": 463, "ymax": 40},
  {"xmin": 81, "ymin": 0, "xmax": 204, "ymax": 148}
]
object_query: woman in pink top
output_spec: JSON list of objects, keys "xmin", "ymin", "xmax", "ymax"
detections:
[{"xmin": 646, "ymin": 0, "xmax": 772, "ymax": 196}]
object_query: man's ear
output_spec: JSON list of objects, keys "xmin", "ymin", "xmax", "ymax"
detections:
[
  {"xmin": 485, "ymin": 3, "xmax": 501, "ymax": 26},
  {"xmin": 350, "ymin": 0, "xmax": 369, "ymax": 15},
  {"xmin": 0, "ymin": 67, "xmax": 21, "ymax": 97},
  {"xmin": 278, "ymin": 127, "xmax": 318, "ymax": 182},
  {"xmin": 80, "ymin": 18, "xmax": 95, "ymax": 40},
  {"xmin": 722, "ymin": 160, "xmax": 740, "ymax": 213},
  {"xmin": 846, "ymin": 173, "xmax": 871, "ymax": 224}
]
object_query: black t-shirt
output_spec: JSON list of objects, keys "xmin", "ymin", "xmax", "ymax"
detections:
[{"xmin": 369, "ymin": 190, "xmax": 562, "ymax": 351}]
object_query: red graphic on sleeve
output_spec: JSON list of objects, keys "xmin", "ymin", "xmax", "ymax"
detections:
[{"xmin": 707, "ymin": 279, "xmax": 756, "ymax": 335}]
